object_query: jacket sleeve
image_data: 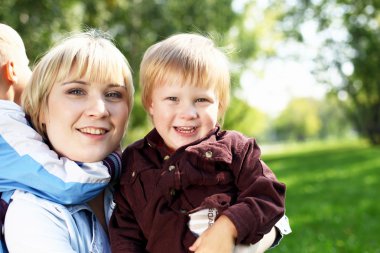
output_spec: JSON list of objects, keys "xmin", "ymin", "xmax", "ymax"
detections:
[
  {"xmin": 221, "ymin": 135, "xmax": 286, "ymax": 245},
  {"xmin": 0, "ymin": 101, "xmax": 118, "ymax": 204}
]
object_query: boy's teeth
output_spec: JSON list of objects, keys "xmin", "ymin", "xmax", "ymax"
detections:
[{"xmin": 176, "ymin": 126, "xmax": 195, "ymax": 132}]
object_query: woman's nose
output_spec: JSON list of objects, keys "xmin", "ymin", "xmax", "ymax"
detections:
[{"xmin": 85, "ymin": 96, "xmax": 110, "ymax": 118}]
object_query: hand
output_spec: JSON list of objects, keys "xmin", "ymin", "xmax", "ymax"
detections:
[{"xmin": 189, "ymin": 215, "xmax": 237, "ymax": 253}]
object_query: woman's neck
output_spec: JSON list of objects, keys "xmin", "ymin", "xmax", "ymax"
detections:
[{"xmin": 87, "ymin": 191, "xmax": 107, "ymax": 234}]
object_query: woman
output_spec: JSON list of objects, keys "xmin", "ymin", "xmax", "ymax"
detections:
[{"xmin": 4, "ymin": 30, "xmax": 134, "ymax": 253}]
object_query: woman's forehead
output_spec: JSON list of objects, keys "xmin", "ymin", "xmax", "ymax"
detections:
[{"xmin": 67, "ymin": 62, "xmax": 127, "ymax": 87}]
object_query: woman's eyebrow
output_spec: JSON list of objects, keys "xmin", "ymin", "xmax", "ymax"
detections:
[
  {"xmin": 62, "ymin": 80, "xmax": 87, "ymax": 85},
  {"xmin": 108, "ymin": 83, "xmax": 128, "ymax": 89},
  {"xmin": 61, "ymin": 81, "xmax": 127, "ymax": 89}
]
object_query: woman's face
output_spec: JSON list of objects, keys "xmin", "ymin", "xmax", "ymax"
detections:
[{"xmin": 41, "ymin": 74, "xmax": 129, "ymax": 162}]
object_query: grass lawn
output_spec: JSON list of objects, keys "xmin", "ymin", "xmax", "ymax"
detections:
[{"xmin": 262, "ymin": 140, "xmax": 380, "ymax": 253}]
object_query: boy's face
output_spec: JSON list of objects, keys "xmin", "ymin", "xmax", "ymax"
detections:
[{"xmin": 149, "ymin": 82, "xmax": 219, "ymax": 150}]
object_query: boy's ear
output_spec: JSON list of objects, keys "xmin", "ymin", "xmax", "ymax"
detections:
[
  {"xmin": 4, "ymin": 61, "xmax": 17, "ymax": 83},
  {"xmin": 148, "ymin": 102, "xmax": 154, "ymax": 116}
]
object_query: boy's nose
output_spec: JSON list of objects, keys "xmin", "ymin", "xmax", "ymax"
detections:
[{"xmin": 180, "ymin": 104, "xmax": 198, "ymax": 119}]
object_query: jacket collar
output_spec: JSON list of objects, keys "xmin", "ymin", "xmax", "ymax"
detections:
[{"xmin": 144, "ymin": 125, "xmax": 221, "ymax": 156}]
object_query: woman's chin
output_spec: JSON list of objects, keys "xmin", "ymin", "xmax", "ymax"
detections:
[{"xmin": 62, "ymin": 151, "xmax": 110, "ymax": 163}]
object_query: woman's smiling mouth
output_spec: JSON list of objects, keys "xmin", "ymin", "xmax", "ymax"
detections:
[{"xmin": 78, "ymin": 127, "xmax": 108, "ymax": 135}]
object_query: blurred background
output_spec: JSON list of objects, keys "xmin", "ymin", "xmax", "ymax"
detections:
[{"xmin": 1, "ymin": 0, "xmax": 379, "ymax": 252}]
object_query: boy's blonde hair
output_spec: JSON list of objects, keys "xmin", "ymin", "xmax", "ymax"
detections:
[
  {"xmin": 22, "ymin": 29, "xmax": 134, "ymax": 138},
  {"xmin": 0, "ymin": 23, "xmax": 28, "ymax": 66},
  {"xmin": 140, "ymin": 33, "xmax": 230, "ymax": 119}
]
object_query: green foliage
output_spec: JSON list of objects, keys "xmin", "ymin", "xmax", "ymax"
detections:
[
  {"xmin": 273, "ymin": 96, "xmax": 355, "ymax": 142},
  {"xmin": 223, "ymin": 96, "xmax": 269, "ymax": 139},
  {"xmin": 0, "ymin": 0, "xmax": 80, "ymax": 64},
  {"xmin": 274, "ymin": 98, "xmax": 322, "ymax": 141},
  {"xmin": 279, "ymin": 0, "xmax": 380, "ymax": 145},
  {"xmin": 318, "ymin": 93, "xmax": 355, "ymax": 139},
  {"xmin": 3, "ymin": 0, "xmax": 354, "ymax": 145},
  {"xmin": 264, "ymin": 140, "xmax": 380, "ymax": 252},
  {"xmin": 1, "ymin": 0, "xmax": 243, "ymax": 144}
]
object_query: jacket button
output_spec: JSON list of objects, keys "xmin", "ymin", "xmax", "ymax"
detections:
[
  {"xmin": 205, "ymin": 151, "xmax": 213, "ymax": 158},
  {"xmin": 131, "ymin": 171, "xmax": 136, "ymax": 177},
  {"xmin": 164, "ymin": 155, "xmax": 170, "ymax": 160},
  {"xmin": 170, "ymin": 188, "xmax": 176, "ymax": 196},
  {"xmin": 168, "ymin": 165, "xmax": 175, "ymax": 171}
]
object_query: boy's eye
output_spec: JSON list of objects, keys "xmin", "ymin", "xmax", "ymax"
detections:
[
  {"xmin": 195, "ymin": 98, "xmax": 208, "ymax": 103},
  {"xmin": 67, "ymin": 88, "xmax": 85, "ymax": 95},
  {"xmin": 167, "ymin": 97, "xmax": 178, "ymax": 102}
]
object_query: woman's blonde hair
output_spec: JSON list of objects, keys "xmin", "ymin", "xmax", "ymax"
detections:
[
  {"xmin": 140, "ymin": 33, "xmax": 230, "ymax": 119},
  {"xmin": 22, "ymin": 29, "xmax": 134, "ymax": 138}
]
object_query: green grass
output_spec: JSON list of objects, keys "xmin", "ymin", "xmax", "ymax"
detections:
[{"xmin": 262, "ymin": 140, "xmax": 380, "ymax": 253}]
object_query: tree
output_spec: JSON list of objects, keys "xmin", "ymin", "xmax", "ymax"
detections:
[
  {"xmin": 274, "ymin": 98, "xmax": 322, "ymax": 141},
  {"xmin": 1, "ymin": 0, "xmax": 242, "ymax": 145},
  {"xmin": 279, "ymin": 0, "xmax": 380, "ymax": 144},
  {"xmin": 223, "ymin": 96, "xmax": 270, "ymax": 141},
  {"xmin": 317, "ymin": 93, "xmax": 356, "ymax": 140}
]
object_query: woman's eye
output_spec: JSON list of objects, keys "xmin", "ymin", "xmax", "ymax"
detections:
[
  {"xmin": 106, "ymin": 91, "xmax": 122, "ymax": 99},
  {"xmin": 67, "ymin": 89, "xmax": 85, "ymax": 95}
]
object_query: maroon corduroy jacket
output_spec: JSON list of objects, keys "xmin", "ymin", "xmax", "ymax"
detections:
[{"xmin": 110, "ymin": 126, "xmax": 286, "ymax": 253}]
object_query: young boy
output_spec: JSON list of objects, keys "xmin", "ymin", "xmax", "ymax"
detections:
[
  {"xmin": 0, "ymin": 23, "xmax": 31, "ymax": 103},
  {"xmin": 110, "ymin": 33, "xmax": 290, "ymax": 253},
  {"xmin": 0, "ymin": 24, "xmax": 121, "ymax": 253}
]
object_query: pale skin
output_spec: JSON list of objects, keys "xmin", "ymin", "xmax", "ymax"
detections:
[
  {"xmin": 0, "ymin": 60, "xmax": 31, "ymax": 104},
  {"xmin": 41, "ymin": 77, "xmax": 129, "ymax": 163},
  {"xmin": 0, "ymin": 24, "xmax": 31, "ymax": 104},
  {"xmin": 189, "ymin": 215, "xmax": 237, "ymax": 253},
  {"xmin": 148, "ymin": 82, "xmax": 219, "ymax": 151}
]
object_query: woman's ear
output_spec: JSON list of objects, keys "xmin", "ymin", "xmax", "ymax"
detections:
[{"xmin": 39, "ymin": 107, "xmax": 47, "ymax": 124}]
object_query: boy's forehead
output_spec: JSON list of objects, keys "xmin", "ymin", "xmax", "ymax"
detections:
[
  {"xmin": 155, "ymin": 71, "xmax": 207, "ymax": 87},
  {"xmin": 157, "ymin": 72, "xmax": 186, "ymax": 86},
  {"xmin": 154, "ymin": 76, "xmax": 218, "ymax": 95}
]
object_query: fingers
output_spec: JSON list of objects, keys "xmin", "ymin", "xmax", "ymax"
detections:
[{"xmin": 189, "ymin": 237, "xmax": 201, "ymax": 252}]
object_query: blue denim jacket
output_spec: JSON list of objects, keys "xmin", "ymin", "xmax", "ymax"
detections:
[{"xmin": 4, "ymin": 187, "xmax": 114, "ymax": 253}]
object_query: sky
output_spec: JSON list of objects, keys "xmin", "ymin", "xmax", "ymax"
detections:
[
  {"xmin": 237, "ymin": 56, "xmax": 328, "ymax": 117},
  {"xmin": 232, "ymin": 0, "xmax": 330, "ymax": 117}
]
